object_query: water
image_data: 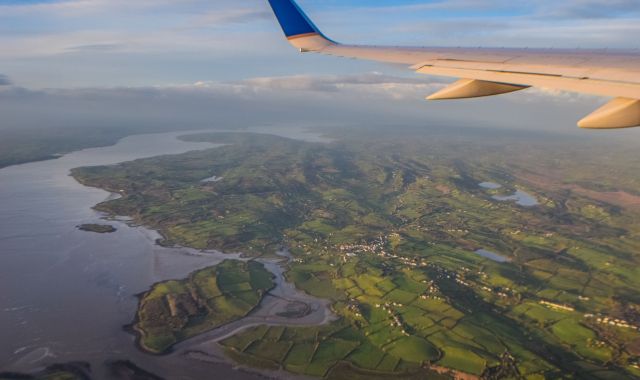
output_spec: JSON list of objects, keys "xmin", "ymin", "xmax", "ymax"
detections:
[
  {"xmin": 0, "ymin": 128, "xmax": 328, "ymax": 379},
  {"xmin": 479, "ymin": 182, "xmax": 502, "ymax": 190},
  {"xmin": 478, "ymin": 182, "xmax": 539, "ymax": 207},
  {"xmin": 246, "ymin": 126, "xmax": 333, "ymax": 144},
  {"xmin": 492, "ymin": 190, "xmax": 539, "ymax": 207},
  {"xmin": 201, "ymin": 175, "xmax": 223, "ymax": 183},
  {"xmin": 475, "ymin": 249, "xmax": 511, "ymax": 263},
  {"xmin": 172, "ymin": 250, "xmax": 337, "ymax": 351}
]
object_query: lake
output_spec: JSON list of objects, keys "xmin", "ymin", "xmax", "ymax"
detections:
[
  {"xmin": 478, "ymin": 182, "xmax": 539, "ymax": 207},
  {"xmin": 493, "ymin": 190, "xmax": 540, "ymax": 207},
  {"xmin": 479, "ymin": 182, "xmax": 503, "ymax": 190}
]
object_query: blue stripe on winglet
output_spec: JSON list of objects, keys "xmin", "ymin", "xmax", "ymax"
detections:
[{"xmin": 267, "ymin": 0, "xmax": 322, "ymax": 38}]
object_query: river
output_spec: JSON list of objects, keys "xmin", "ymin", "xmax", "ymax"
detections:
[{"xmin": 0, "ymin": 129, "xmax": 331, "ymax": 379}]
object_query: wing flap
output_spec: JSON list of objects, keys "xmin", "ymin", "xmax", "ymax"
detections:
[{"xmin": 419, "ymin": 59, "xmax": 594, "ymax": 80}]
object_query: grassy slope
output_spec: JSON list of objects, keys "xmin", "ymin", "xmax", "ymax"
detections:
[{"xmin": 135, "ymin": 260, "xmax": 274, "ymax": 354}]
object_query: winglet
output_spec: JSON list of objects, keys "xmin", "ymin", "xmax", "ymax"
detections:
[{"xmin": 267, "ymin": 0, "xmax": 335, "ymax": 51}]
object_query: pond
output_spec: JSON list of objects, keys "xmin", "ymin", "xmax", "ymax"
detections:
[{"xmin": 479, "ymin": 182, "xmax": 539, "ymax": 207}]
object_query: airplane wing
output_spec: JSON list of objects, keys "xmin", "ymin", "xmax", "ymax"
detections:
[{"xmin": 267, "ymin": 0, "xmax": 640, "ymax": 129}]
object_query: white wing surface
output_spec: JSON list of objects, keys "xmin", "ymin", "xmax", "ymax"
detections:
[{"xmin": 267, "ymin": 0, "xmax": 640, "ymax": 129}]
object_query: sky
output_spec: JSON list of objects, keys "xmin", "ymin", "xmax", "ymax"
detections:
[{"xmin": 0, "ymin": 0, "xmax": 639, "ymax": 136}]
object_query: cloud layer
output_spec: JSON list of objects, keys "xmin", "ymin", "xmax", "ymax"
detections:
[
  {"xmin": 0, "ymin": 74, "xmax": 11, "ymax": 86},
  {"xmin": 0, "ymin": 72, "xmax": 606, "ymax": 137}
]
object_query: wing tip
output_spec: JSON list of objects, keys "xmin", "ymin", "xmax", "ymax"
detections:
[{"xmin": 267, "ymin": 0, "xmax": 336, "ymax": 50}]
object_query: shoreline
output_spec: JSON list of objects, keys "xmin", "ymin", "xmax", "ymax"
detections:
[
  {"xmin": 0, "ymin": 129, "xmax": 337, "ymax": 380},
  {"xmin": 125, "ymin": 257, "xmax": 279, "ymax": 357},
  {"xmin": 72, "ymin": 171, "xmax": 339, "ymax": 378},
  {"xmin": 127, "ymin": 250, "xmax": 336, "ymax": 356},
  {"xmin": 124, "ymin": 251, "xmax": 336, "ymax": 380},
  {"xmin": 63, "ymin": 132, "xmax": 333, "ymax": 365}
]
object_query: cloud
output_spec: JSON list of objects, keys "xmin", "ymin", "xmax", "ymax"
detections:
[
  {"xmin": 322, "ymin": 1, "xmax": 640, "ymax": 48},
  {"xmin": 542, "ymin": 0, "xmax": 640, "ymax": 19},
  {"xmin": 0, "ymin": 73, "xmax": 605, "ymax": 137},
  {"xmin": 189, "ymin": 8, "xmax": 271, "ymax": 28},
  {"xmin": 0, "ymin": 77, "xmax": 425, "ymax": 132},
  {"xmin": 225, "ymin": 72, "xmax": 597, "ymax": 106},
  {"xmin": 352, "ymin": 0, "xmax": 640, "ymax": 19},
  {"xmin": 0, "ymin": 0, "xmax": 193, "ymax": 16},
  {"xmin": 0, "ymin": 1, "xmax": 276, "ymax": 60},
  {"xmin": 65, "ymin": 43, "xmax": 123, "ymax": 53},
  {"xmin": 0, "ymin": 27, "xmax": 271, "ymax": 59},
  {"xmin": 0, "ymin": 74, "xmax": 11, "ymax": 86},
  {"xmin": 355, "ymin": 0, "xmax": 518, "ymax": 14},
  {"xmin": 387, "ymin": 16, "xmax": 640, "ymax": 48},
  {"xmin": 231, "ymin": 72, "xmax": 447, "ymax": 99}
]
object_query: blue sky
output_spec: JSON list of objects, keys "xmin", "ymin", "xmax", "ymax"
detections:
[
  {"xmin": 0, "ymin": 0, "xmax": 638, "ymax": 87},
  {"xmin": 0, "ymin": 0, "xmax": 638, "ymax": 137}
]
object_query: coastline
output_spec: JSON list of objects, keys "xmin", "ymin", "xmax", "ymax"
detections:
[
  {"xmin": 125, "ymin": 246, "xmax": 338, "ymax": 354},
  {"xmin": 125, "ymin": 258, "xmax": 279, "ymax": 356},
  {"xmin": 124, "ymin": 249, "xmax": 336, "ymax": 380}
]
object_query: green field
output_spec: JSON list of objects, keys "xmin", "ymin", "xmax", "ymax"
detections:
[
  {"xmin": 134, "ymin": 260, "xmax": 274, "ymax": 354},
  {"xmin": 220, "ymin": 322, "xmax": 442, "ymax": 378},
  {"xmin": 74, "ymin": 131, "xmax": 640, "ymax": 378}
]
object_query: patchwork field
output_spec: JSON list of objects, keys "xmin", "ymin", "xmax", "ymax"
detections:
[{"xmin": 74, "ymin": 130, "xmax": 640, "ymax": 378}]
